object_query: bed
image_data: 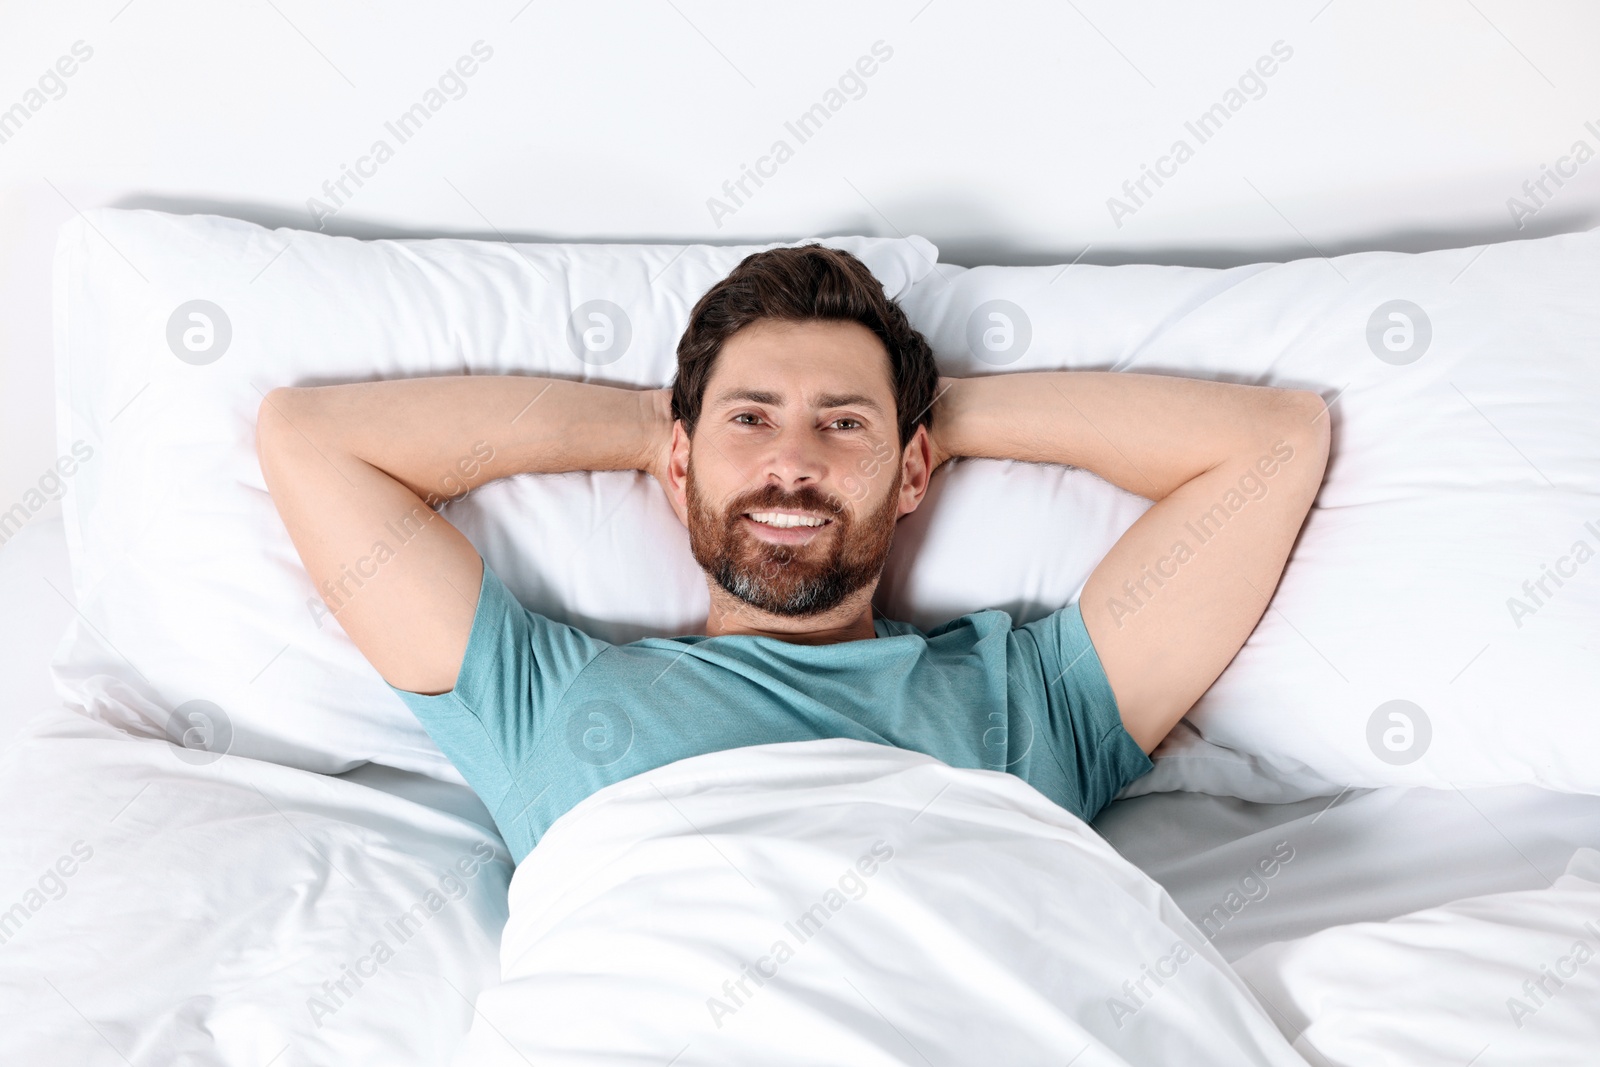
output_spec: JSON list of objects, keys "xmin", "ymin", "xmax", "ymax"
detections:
[
  {"xmin": 7, "ymin": 515, "xmax": 1599, "ymax": 1064},
  {"xmin": 5, "ymin": 209, "xmax": 1599, "ymax": 1065}
]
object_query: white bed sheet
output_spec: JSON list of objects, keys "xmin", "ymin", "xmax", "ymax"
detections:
[
  {"xmin": 0, "ymin": 698, "xmax": 509, "ymax": 1066},
  {"xmin": 5, "ymin": 518, "xmax": 1600, "ymax": 1061},
  {"xmin": 1093, "ymin": 782, "xmax": 1600, "ymax": 963}
]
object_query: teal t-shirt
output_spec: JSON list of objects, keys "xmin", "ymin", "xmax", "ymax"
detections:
[{"xmin": 389, "ymin": 560, "xmax": 1153, "ymax": 865}]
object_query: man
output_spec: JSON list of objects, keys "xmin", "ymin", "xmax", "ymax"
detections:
[{"xmin": 257, "ymin": 244, "xmax": 1329, "ymax": 866}]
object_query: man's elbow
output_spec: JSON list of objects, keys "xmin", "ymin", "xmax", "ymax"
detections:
[
  {"xmin": 1268, "ymin": 388, "xmax": 1331, "ymax": 455},
  {"xmin": 255, "ymin": 387, "xmax": 312, "ymax": 487},
  {"xmin": 1264, "ymin": 389, "xmax": 1331, "ymax": 498}
]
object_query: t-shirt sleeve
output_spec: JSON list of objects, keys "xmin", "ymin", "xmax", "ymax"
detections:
[
  {"xmin": 386, "ymin": 558, "xmax": 610, "ymax": 856},
  {"xmin": 1015, "ymin": 598, "xmax": 1154, "ymax": 821}
]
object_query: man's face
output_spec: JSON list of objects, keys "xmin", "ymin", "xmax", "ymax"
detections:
[{"xmin": 678, "ymin": 319, "xmax": 912, "ymax": 620}]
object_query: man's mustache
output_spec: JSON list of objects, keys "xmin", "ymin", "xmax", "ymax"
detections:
[{"xmin": 727, "ymin": 490, "xmax": 846, "ymax": 519}]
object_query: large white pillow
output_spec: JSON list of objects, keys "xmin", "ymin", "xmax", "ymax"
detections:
[
  {"xmin": 891, "ymin": 233, "xmax": 1600, "ymax": 797},
  {"xmin": 55, "ymin": 207, "xmax": 1600, "ymax": 802},
  {"xmin": 51, "ymin": 208, "xmax": 937, "ymax": 778}
]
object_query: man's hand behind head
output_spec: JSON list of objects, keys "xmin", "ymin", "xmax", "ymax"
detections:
[
  {"xmin": 640, "ymin": 387, "xmax": 679, "ymax": 513},
  {"xmin": 923, "ymin": 376, "xmax": 962, "ymax": 474}
]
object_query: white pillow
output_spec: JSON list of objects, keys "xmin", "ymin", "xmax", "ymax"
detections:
[
  {"xmin": 51, "ymin": 208, "xmax": 937, "ymax": 778},
  {"xmin": 56, "ymin": 207, "xmax": 1600, "ymax": 801},
  {"xmin": 891, "ymin": 235, "xmax": 1600, "ymax": 798},
  {"xmin": 1231, "ymin": 848, "xmax": 1600, "ymax": 1066}
]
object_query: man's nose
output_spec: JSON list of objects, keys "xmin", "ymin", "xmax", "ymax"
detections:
[{"xmin": 762, "ymin": 420, "xmax": 828, "ymax": 488}]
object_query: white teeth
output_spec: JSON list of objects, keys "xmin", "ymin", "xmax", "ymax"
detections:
[{"xmin": 748, "ymin": 512, "xmax": 828, "ymax": 529}]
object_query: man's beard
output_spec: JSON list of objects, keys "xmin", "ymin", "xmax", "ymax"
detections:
[{"xmin": 685, "ymin": 456, "xmax": 902, "ymax": 619}]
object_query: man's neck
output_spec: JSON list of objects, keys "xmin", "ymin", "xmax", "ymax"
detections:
[{"xmin": 702, "ymin": 586, "xmax": 879, "ymax": 645}]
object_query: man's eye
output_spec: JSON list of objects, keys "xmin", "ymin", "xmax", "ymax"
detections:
[
  {"xmin": 733, "ymin": 412, "xmax": 762, "ymax": 425},
  {"xmin": 832, "ymin": 418, "xmax": 862, "ymax": 430}
]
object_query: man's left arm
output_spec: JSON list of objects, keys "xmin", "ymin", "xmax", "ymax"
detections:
[{"xmin": 930, "ymin": 370, "xmax": 1330, "ymax": 753}]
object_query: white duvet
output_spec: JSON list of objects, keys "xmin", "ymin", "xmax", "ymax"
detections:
[{"xmin": 455, "ymin": 738, "xmax": 1304, "ymax": 1066}]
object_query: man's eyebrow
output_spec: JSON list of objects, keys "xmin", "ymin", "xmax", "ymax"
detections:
[
  {"xmin": 711, "ymin": 388, "xmax": 886, "ymax": 415},
  {"xmin": 816, "ymin": 392, "xmax": 885, "ymax": 415},
  {"xmin": 712, "ymin": 388, "xmax": 782, "ymax": 408}
]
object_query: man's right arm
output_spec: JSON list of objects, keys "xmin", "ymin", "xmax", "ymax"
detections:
[{"xmin": 256, "ymin": 376, "xmax": 671, "ymax": 695}]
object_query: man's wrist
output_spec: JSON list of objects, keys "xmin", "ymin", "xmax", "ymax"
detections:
[
  {"xmin": 928, "ymin": 375, "xmax": 970, "ymax": 469},
  {"xmin": 635, "ymin": 387, "xmax": 676, "ymax": 476}
]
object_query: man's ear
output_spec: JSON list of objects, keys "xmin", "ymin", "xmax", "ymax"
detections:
[
  {"xmin": 895, "ymin": 423, "xmax": 935, "ymax": 520},
  {"xmin": 665, "ymin": 420, "xmax": 690, "ymax": 527}
]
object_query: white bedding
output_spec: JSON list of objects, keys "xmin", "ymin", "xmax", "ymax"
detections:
[
  {"xmin": 1234, "ymin": 848, "xmax": 1600, "ymax": 1065},
  {"xmin": 7, "ymin": 686, "xmax": 1311, "ymax": 1066},
  {"xmin": 455, "ymin": 738, "xmax": 1304, "ymax": 1066},
  {"xmin": 6, "ymin": 518, "xmax": 1600, "ymax": 1062},
  {"xmin": 0, "ymin": 695, "xmax": 509, "ymax": 1066},
  {"xmin": 1094, "ymin": 781, "xmax": 1600, "ymax": 963}
]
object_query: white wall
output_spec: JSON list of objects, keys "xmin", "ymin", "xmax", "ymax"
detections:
[{"xmin": 3, "ymin": 0, "xmax": 1598, "ymax": 530}]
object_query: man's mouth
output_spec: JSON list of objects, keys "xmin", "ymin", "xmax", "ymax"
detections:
[
  {"xmin": 743, "ymin": 510, "xmax": 832, "ymax": 529},
  {"xmin": 740, "ymin": 510, "xmax": 835, "ymax": 544}
]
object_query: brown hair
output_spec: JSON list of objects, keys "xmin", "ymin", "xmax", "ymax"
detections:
[{"xmin": 670, "ymin": 244, "xmax": 938, "ymax": 451}]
